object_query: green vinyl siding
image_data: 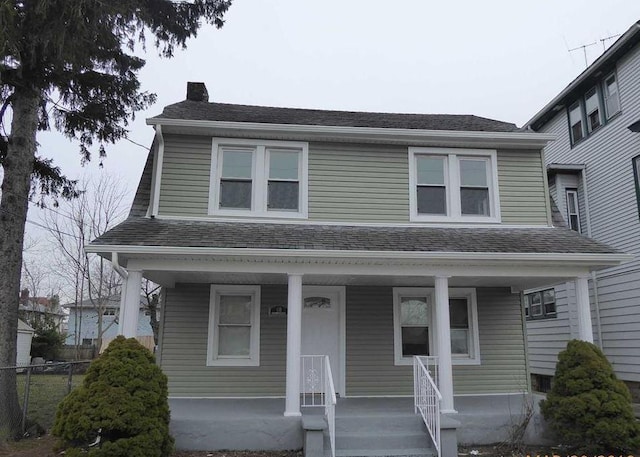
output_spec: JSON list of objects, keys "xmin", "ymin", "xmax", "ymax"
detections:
[
  {"xmin": 345, "ymin": 286, "xmax": 527, "ymax": 396},
  {"xmin": 308, "ymin": 143, "xmax": 410, "ymax": 222},
  {"xmin": 160, "ymin": 284, "xmax": 287, "ymax": 397},
  {"xmin": 157, "ymin": 136, "xmax": 549, "ymax": 225},
  {"xmin": 158, "ymin": 134, "xmax": 211, "ymax": 216},
  {"xmin": 160, "ymin": 284, "xmax": 526, "ymax": 397},
  {"xmin": 498, "ymin": 150, "xmax": 549, "ymax": 225}
]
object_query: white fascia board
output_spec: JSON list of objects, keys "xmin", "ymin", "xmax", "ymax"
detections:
[
  {"xmin": 84, "ymin": 243, "xmax": 630, "ymax": 266},
  {"xmin": 146, "ymin": 118, "xmax": 556, "ymax": 149}
]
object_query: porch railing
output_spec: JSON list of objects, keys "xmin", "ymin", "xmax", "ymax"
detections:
[
  {"xmin": 301, "ymin": 355, "xmax": 337, "ymax": 457},
  {"xmin": 414, "ymin": 356, "xmax": 441, "ymax": 457}
]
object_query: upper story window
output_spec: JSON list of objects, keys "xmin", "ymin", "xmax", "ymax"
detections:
[
  {"xmin": 524, "ymin": 288, "xmax": 556, "ymax": 320},
  {"xmin": 210, "ymin": 139, "xmax": 308, "ymax": 218},
  {"xmin": 568, "ymin": 71, "xmax": 621, "ymax": 146},
  {"xmin": 565, "ymin": 188, "xmax": 581, "ymax": 232},
  {"xmin": 603, "ymin": 73, "xmax": 620, "ymax": 119},
  {"xmin": 409, "ymin": 148, "xmax": 500, "ymax": 223}
]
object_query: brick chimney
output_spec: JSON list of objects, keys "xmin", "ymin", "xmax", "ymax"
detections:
[{"xmin": 186, "ymin": 82, "xmax": 209, "ymax": 102}]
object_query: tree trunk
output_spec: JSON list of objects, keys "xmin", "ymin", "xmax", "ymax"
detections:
[{"xmin": 0, "ymin": 89, "xmax": 40, "ymax": 439}]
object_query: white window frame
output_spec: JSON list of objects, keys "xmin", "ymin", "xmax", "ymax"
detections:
[
  {"xmin": 209, "ymin": 138, "xmax": 309, "ymax": 219},
  {"xmin": 408, "ymin": 148, "xmax": 501, "ymax": 223},
  {"xmin": 565, "ymin": 188, "xmax": 581, "ymax": 233},
  {"xmin": 524, "ymin": 287, "xmax": 556, "ymax": 320},
  {"xmin": 603, "ymin": 72, "xmax": 621, "ymax": 119},
  {"xmin": 207, "ymin": 285, "xmax": 261, "ymax": 367},
  {"xmin": 392, "ymin": 287, "xmax": 480, "ymax": 366}
]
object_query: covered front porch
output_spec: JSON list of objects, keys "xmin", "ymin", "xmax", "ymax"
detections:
[{"xmin": 110, "ymin": 257, "xmax": 613, "ymax": 457}]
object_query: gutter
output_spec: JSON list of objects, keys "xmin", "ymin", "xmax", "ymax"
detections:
[{"xmin": 85, "ymin": 244, "xmax": 631, "ymax": 266}]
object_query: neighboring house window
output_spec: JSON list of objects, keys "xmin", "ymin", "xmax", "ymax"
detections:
[
  {"xmin": 584, "ymin": 87, "xmax": 602, "ymax": 133},
  {"xmin": 565, "ymin": 189, "xmax": 581, "ymax": 232},
  {"xmin": 82, "ymin": 338, "xmax": 95, "ymax": 346},
  {"xmin": 568, "ymin": 71, "xmax": 620, "ymax": 145},
  {"xmin": 525, "ymin": 288, "xmax": 556, "ymax": 320},
  {"xmin": 409, "ymin": 148, "xmax": 500, "ymax": 222},
  {"xmin": 393, "ymin": 287, "xmax": 480, "ymax": 365},
  {"xmin": 603, "ymin": 73, "xmax": 621, "ymax": 119},
  {"xmin": 103, "ymin": 308, "xmax": 118, "ymax": 316},
  {"xmin": 207, "ymin": 285, "xmax": 261, "ymax": 366},
  {"xmin": 568, "ymin": 101, "xmax": 585, "ymax": 144},
  {"xmin": 633, "ymin": 155, "xmax": 640, "ymax": 219},
  {"xmin": 210, "ymin": 139, "xmax": 308, "ymax": 218}
]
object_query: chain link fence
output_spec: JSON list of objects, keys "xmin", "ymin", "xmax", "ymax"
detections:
[{"xmin": 0, "ymin": 360, "xmax": 91, "ymax": 437}]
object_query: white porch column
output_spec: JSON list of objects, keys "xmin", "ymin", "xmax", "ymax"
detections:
[
  {"xmin": 284, "ymin": 274, "xmax": 303, "ymax": 417},
  {"xmin": 435, "ymin": 275, "xmax": 456, "ymax": 414},
  {"xmin": 118, "ymin": 269, "xmax": 143, "ymax": 338},
  {"xmin": 575, "ymin": 276, "xmax": 594, "ymax": 343}
]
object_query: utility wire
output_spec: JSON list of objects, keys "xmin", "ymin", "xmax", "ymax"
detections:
[{"xmin": 0, "ymin": 207, "xmax": 79, "ymax": 238}]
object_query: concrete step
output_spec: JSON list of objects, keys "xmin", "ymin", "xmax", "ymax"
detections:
[
  {"xmin": 334, "ymin": 447, "xmax": 436, "ymax": 457},
  {"xmin": 334, "ymin": 430, "xmax": 433, "ymax": 451},
  {"xmin": 336, "ymin": 414, "xmax": 427, "ymax": 433}
]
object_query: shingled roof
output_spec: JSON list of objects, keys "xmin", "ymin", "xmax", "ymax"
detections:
[
  {"xmin": 90, "ymin": 218, "xmax": 618, "ymax": 255},
  {"xmin": 152, "ymin": 100, "xmax": 519, "ymax": 133}
]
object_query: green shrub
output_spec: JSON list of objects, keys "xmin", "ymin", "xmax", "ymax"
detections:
[
  {"xmin": 52, "ymin": 336, "xmax": 174, "ymax": 457},
  {"xmin": 541, "ymin": 339, "xmax": 640, "ymax": 454}
]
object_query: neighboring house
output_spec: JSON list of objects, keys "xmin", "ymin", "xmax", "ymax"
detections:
[
  {"xmin": 63, "ymin": 295, "xmax": 153, "ymax": 346},
  {"xmin": 16, "ymin": 319, "xmax": 34, "ymax": 368},
  {"xmin": 85, "ymin": 82, "xmax": 626, "ymax": 457},
  {"xmin": 525, "ymin": 20, "xmax": 640, "ymax": 400},
  {"xmin": 18, "ymin": 289, "xmax": 66, "ymax": 332}
]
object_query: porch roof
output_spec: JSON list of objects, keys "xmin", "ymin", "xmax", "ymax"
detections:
[{"xmin": 90, "ymin": 217, "xmax": 619, "ymax": 255}]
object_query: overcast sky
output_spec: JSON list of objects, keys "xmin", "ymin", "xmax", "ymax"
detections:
[{"xmin": 24, "ymin": 1, "xmax": 640, "ymax": 289}]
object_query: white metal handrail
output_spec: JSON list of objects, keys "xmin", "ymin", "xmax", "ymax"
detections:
[
  {"xmin": 301, "ymin": 355, "xmax": 337, "ymax": 457},
  {"xmin": 324, "ymin": 356, "xmax": 337, "ymax": 457},
  {"xmin": 414, "ymin": 356, "xmax": 442, "ymax": 457}
]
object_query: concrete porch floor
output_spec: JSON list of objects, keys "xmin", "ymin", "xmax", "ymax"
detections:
[{"xmin": 169, "ymin": 394, "xmax": 534, "ymax": 452}]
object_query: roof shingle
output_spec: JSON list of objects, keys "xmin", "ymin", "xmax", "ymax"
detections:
[
  {"xmin": 153, "ymin": 101, "xmax": 519, "ymax": 133},
  {"xmin": 90, "ymin": 218, "xmax": 618, "ymax": 255}
]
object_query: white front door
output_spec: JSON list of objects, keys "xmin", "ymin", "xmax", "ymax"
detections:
[{"xmin": 301, "ymin": 286, "xmax": 343, "ymax": 395}]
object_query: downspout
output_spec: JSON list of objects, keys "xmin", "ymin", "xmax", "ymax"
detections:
[
  {"xmin": 111, "ymin": 252, "xmax": 128, "ymax": 280},
  {"xmin": 581, "ymin": 167, "xmax": 603, "ymax": 348}
]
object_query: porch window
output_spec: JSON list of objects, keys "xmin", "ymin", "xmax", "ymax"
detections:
[
  {"xmin": 393, "ymin": 288, "xmax": 480, "ymax": 365},
  {"xmin": 210, "ymin": 138, "xmax": 308, "ymax": 218},
  {"xmin": 207, "ymin": 285, "xmax": 261, "ymax": 366},
  {"xmin": 409, "ymin": 148, "xmax": 500, "ymax": 223}
]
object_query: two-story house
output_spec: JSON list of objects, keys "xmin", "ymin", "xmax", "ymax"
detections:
[
  {"xmin": 86, "ymin": 82, "xmax": 626, "ymax": 457},
  {"xmin": 524, "ymin": 20, "xmax": 640, "ymax": 401}
]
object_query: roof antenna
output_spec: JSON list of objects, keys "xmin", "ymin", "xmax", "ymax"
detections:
[
  {"xmin": 568, "ymin": 42, "xmax": 597, "ymax": 69},
  {"xmin": 599, "ymin": 34, "xmax": 620, "ymax": 51}
]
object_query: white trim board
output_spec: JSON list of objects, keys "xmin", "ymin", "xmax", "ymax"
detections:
[{"xmin": 147, "ymin": 118, "xmax": 556, "ymax": 149}]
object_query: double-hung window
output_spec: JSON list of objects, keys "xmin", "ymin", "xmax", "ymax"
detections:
[
  {"xmin": 584, "ymin": 87, "xmax": 602, "ymax": 133},
  {"xmin": 603, "ymin": 73, "xmax": 620, "ymax": 119},
  {"xmin": 565, "ymin": 188, "xmax": 581, "ymax": 232},
  {"xmin": 409, "ymin": 148, "xmax": 500, "ymax": 222},
  {"xmin": 525, "ymin": 288, "xmax": 556, "ymax": 320},
  {"xmin": 569, "ymin": 101, "xmax": 585, "ymax": 144},
  {"xmin": 210, "ymin": 139, "xmax": 308, "ymax": 218},
  {"xmin": 207, "ymin": 285, "xmax": 261, "ymax": 366},
  {"xmin": 567, "ymin": 71, "xmax": 620, "ymax": 145},
  {"xmin": 393, "ymin": 288, "xmax": 480, "ymax": 365}
]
